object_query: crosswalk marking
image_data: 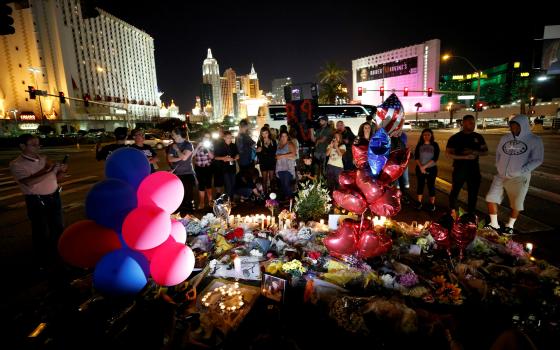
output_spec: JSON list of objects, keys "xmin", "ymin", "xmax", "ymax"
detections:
[{"xmin": 0, "ymin": 176, "xmax": 98, "ymax": 201}]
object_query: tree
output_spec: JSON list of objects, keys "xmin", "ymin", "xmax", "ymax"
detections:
[
  {"xmin": 156, "ymin": 117, "xmax": 184, "ymax": 132},
  {"xmin": 414, "ymin": 102, "xmax": 422, "ymax": 125},
  {"xmin": 317, "ymin": 62, "xmax": 348, "ymax": 105}
]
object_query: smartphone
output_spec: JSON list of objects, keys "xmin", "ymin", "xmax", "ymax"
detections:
[{"xmin": 62, "ymin": 154, "xmax": 69, "ymax": 164}]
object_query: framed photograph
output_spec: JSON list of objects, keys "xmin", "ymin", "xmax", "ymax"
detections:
[{"xmin": 261, "ymin": 274, "xmax": 286, "ymax": 303}]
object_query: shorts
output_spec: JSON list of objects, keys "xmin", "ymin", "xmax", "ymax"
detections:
[
  {"xmin": 195, "ymin": 166, "xmax": 213, "ymax": 190},
  {"xmin": 485, "ymin": 174, "xmax": 531, "ymax": 211}
]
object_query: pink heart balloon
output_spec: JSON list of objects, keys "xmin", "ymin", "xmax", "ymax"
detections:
[
  {"xmin": 333, "ymin": 189, "xmax": 367, "ymax": 214},
  {"xmin": 324, "ymin": 225, "xmax": 358, "ymax": 256},
  {"xmin": 369, "ymin": 187, "xmax": 402, "ymax": 218},
  {"xmin": 341, "ymin": 217, "xmax": 372, "ymax": 233},
  {"xmin": 355, "ymin": 169, "xmax": 384, "ymax": 204},
  {"xmin": 338, "ymin": 170, "xmax": 357, "ymax": 188},
  {"xmin": 378, "ymin": 148, "xmax": 411, "ymax": 185},
  {"xmin": 356, "ymin": 230, "xmax": 393, "ymax": 259},
  {"xmin": 352, "ymin": 144, "xmax": 368, "ymax": 169},
  {"xmin": 429, "ymin": 222, "xmax": 451, "ymax": 250}
]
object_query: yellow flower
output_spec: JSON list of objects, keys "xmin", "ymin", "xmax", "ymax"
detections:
[{"xmin": 432, "ymin": 275, "xmax": 447, "ymax": 287}]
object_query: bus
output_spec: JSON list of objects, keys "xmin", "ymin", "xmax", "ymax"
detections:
[{"xmin": 265, "ymin": 104, "xmax": 377, "ymax": 134}]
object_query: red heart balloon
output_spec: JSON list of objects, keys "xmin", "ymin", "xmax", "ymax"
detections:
[
  {"xmin": 333, "ymin": 189, "xmax": 367, "ymax": 214},
  {"xmin": 429, "ymin": 222, "xmax": 451, "ymax": 250},
  {"xmin": 356, "ymin": 230, "xmax": 393, "ymax": 259},
  {"xmin": 324, "ymin": 225, "xmax": 358, "ymax": 256},
  {"xmin": 341, "ymin": 217, "xmax": 371, "ymax": 233},
  {"xmin": 369, "ymin": 186, "xmax": 402, "ymax": 217},
  {"xmin": 451, "ymin": 220, "xmax": 477, "ymax": 251},
  {"xmin": 352, "ymin": 144, "xmax": 368, "ymax": 168},
  {"xmin": 339, "ymin": 170, "xmax": 357, "ymax": 188},
  {"xmin": 355, "ymin": 169, "xmax": 384, "ymax": 204},
  {"xmin": 378, "ymin": 148, "xmax": 411, "ymax": 185}
]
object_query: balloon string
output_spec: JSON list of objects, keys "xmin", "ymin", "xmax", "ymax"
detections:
[{"xmin": 359, "ymin": 212, "xmax": 365, "ymax": 238}]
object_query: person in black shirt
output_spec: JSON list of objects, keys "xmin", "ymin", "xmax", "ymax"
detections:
[
  {"xmin": 130, "ymin": 128, "xmax": 158, "ymax": 172},
  {"xmin": 336, "ymin": 121, "xmax": 355, "ymax": 170},
  {"xmin": 214, "ymin": 131, "xmax": 239, "ymax": 200},
  {"xmin": 96, "ymin": 127, "xmax": 128, "ymax": 160},
  {"xmin": 298, "ymin": 153, "xmax": 317, "ymax": 182},
  {"xmin": 446, "ymin": 115, "xmax": 488, "ymax": 215}
]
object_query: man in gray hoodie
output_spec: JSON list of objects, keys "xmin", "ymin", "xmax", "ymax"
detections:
[{"xmin": 485, "ymin": 115, "xmax": 544, "ymax": 235}]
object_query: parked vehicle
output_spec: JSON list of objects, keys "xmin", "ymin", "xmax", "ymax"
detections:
[{"xmin": 125, "ymin": 133, "xmax": 173, "ymax": 149}]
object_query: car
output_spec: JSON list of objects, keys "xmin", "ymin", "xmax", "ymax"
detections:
[
  {"xmin": 125, "ymin": 133, "xmax": 173, "ymax": 149},
  {"xmin": 402, "ymin": 122, "xmax": 412, "ymax": 131}
]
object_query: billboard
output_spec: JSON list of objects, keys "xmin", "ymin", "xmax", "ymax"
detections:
[
  {"xmin": 542, "ymin": 39, "xmax": 560, "ymax": 75},
  {"xmin": 356, "ymin": 57, "xmax": 418, "ymax": 82}
]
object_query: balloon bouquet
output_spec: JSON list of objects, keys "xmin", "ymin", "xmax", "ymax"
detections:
[
  {"xmin": 325, "ymin": 93, "xmax": 410, "ymax": 260},
  {"xmin": 58, "ymin": 148, "xmax": 195, "ymax": 296},
  {"xmin": 429, "ymin": 212, "xmax": 478, "ymax": 261}
]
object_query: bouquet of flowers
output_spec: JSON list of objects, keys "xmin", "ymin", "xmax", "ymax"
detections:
[
  {"xmin": 278, "ymin": 209, "xmax": 296, "ymax": 222},
  {"xmin": 265, "ymin": 194, "xmax": 279, "ymax": 217},
  {"xmin": 294, "ymin": 180, "xmax": 332, "ymax": 222}
]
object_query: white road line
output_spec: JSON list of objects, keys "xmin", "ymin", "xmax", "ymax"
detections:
[
  {"xmin": 0, "ymin": 176, "xmax": 97, "ymax": 201},
  {"xmin": 480, "ymin": 172, "xmax": 560, "ymax": 205},
  {"xmin": 6, "ymin": 184, "xmax": 95, "ymax": 209}
]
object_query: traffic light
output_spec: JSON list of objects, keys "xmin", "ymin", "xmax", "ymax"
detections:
[
  {"xmin": 28, "ymin": 86, "xmax": 36, "ymax": 100},
  {"xmin": 0, "ymin": 3, "xmax": 15, "ymax": 36},
  {"xmin": 427, "ymin": 88, "xmax": 433, "ymax": 97},
  {"xmin": 403, "ymin": 87, "xmax": 409, "ymax": 96},
  {"xmin": 380, "ymin": 86, "xmax": 384, "ymax": 97},
  {"xmin": 59, "ymin": 92, "xmax": 66, "ymax": 104},
  {"xmin": 358, "ymin": 86, "xmax": 363, "ymax": 96},
  {"xmin": 476, "ymin": 102, "xmax": 483, "ymax": 111}
]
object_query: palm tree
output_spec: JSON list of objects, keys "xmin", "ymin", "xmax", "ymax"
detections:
[
  {"xmin": 317, "ymin": 62, "xmax": 348, "ymax": 105},
  {"xmin": 414, "ymin": 102, "xmax": 422, "ymax": 126}
]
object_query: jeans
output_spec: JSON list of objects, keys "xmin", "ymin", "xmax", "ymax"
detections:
[
  {"xmin": 326, "ymin": 164, "xmax": 343, "ymax": 191},
  {"xmin": 178, "ymin": 174, "xmax": 195, "ymax": 215},
  {"xmin": 416, "ymin": 166, "xmax": 437, "ymax": 197},
  {"xmin": 277, "ymin": 171, "xmax": 293, "ymax": 199},
  {"xmin": 449, "ymin": 164, "xmax": 481, "ymax": 213},
  {"xmin": 394, "ymin": 167, "xmax": 410, "ymax": 190},
  {"xmin": 223, "ymin": 172, "xmax": 236, "ymax": 200},
  {"xmin": 25, "ymin": 190, "xmax": 64, "ymax": 266}
]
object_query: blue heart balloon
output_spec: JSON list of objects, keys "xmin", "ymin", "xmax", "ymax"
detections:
[
  {"xmin": 368, "ymin": 128, "xmax": 391, "ymax": 178},
  {"xmin": 105, "ymin": 147, "xmax": 151, "ymax": 190}
]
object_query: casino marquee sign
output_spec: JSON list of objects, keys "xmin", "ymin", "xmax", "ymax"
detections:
[{"xmin": 356, "ymin": 57, "xmax": 418, "ymax": 82}]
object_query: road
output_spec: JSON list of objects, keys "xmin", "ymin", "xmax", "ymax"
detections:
[
  {"xmin": 406, "ymin": 129, "xmax": 560, "ymax": 231},
  {"xmin": 1, "ymin": 130, "xmax": 559, "ymax": 291}
]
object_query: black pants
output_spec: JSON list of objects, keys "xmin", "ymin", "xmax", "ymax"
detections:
[
  {"xmin": 25, "ymin": 191, "xmax": 64, "ymax": 266},
  {"xmin": 177, "ymin": 174, "xmax": 196, "ymax": 216},
  {"xmin": 416, "ymin": 166, "xmax": 437, "ymax": 197},
  {"xmin": 449, "ymin": 165, "xmax": 481, "ymax": 213}
]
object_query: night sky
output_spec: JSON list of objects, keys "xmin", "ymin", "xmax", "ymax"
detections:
[{"xmin": 95, "ymin": 0, "xmax": 557, "ymax": 111}]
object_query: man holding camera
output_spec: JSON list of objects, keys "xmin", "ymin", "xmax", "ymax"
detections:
[{"xmin": 10, "ymin": 134, "xmax": 68, "ymax": 269}]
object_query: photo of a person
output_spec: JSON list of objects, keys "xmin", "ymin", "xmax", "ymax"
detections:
[
  {"xmin": 262, "ymin": 274, "xmax": 286, "ymax": 302},
  {"xmin": 542, "ymin": 39, "xmax": 560, "ymax": 75},
  {"xmin": 358, "ymin": 67, "xmax": 369, "ymax": 82}
]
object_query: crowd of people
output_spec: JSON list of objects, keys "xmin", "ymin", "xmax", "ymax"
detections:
[{"xmin": 10, "ymin": 113, "xmax": 544, "ymax": 269}]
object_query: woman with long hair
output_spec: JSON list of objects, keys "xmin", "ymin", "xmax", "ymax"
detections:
[
  {"xmin": 326, "ymin": 132, "xmax": 346, "ymax": 191},
  {"xmin": 354, "ymin": 122, "xmax": 373, "ymax": 146},
  {"xmin": 192, "ymin": 130, "xmax": 214, "ymax": 209},
  {"xmin": 414, "ymin": 128, "xmax": 440, "ymax": 211},
  {"xmin": 256, "ymin": 126, "xmax": 277, "ymax": 194}
]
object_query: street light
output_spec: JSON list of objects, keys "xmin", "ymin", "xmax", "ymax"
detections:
[{"xmin": 442, "ymin": 54, "xmax": 482, "ymax": 128}]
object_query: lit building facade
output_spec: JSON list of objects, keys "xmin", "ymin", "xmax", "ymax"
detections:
[
  {"xmin": 0, "ymin": 0, "xmax": 160, "ymax": 131},
  {"xmin": 352, "ymin": 39, "xmax": 441, "ymax": 112},
  {"xmin": 439, "ymin": 61, "xmax": 532, "ymax": 106},
  {"xmin": 202, "ymin": 48, "xmax": 223, "ymax": 122},
  {"xmin": 271, "ymin": 77, "xmax": 292, "ymax": 104},
  {"xmin": 221, "ymin": 68, "xmax": 237, "ymax": 117}
]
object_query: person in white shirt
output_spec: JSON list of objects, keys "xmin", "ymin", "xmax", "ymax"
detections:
[{"xmin": 326, "ymin": 132, "xmax": 346, "ymax": 191}]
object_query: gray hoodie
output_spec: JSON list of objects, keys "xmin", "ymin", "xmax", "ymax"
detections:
[{"xmin": 495, "ymin": 115, "xmax": 544, "ymax": 178}]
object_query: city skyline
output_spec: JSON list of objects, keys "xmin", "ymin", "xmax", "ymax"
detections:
[{"xmin": 75, "ymin": 1, "xmax": 559, "ymax": 110}]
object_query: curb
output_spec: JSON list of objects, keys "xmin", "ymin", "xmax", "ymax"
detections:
[{"xmin": 434, "ymin": 177, "xmax": 553, "ymax": 234}]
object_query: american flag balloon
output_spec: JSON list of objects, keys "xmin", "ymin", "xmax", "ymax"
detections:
[{"xmin": 375, "ymin": 93, "xmax": 405, "ymax": 137}]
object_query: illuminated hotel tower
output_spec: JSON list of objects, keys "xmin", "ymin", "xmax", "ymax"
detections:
[{"xmin": 202, "ymin": 48, "xmax": 223, "ymax": 121}]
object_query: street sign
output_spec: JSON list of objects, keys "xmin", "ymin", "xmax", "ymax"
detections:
[{"xmin": 458, "ymin": 95, "xmax": 476, "ymax": 100}]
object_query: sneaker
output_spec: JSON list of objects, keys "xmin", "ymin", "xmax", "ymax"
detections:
[
  {"xmin": 483, "ymin": 224, "xmax": 500, "ymax": 232},
  {"xmin": 500, "ymin": 227, "xmax": 515, "ymax": 236}
]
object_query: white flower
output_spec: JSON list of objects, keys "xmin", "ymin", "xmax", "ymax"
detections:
[
  {"xmin": 250, "ymin": 249, "xmax": 263, "ymax": 257},
  {"xmin": 209, "ymin": 259, "xmax": 218, "ymax": 269},
  {"xmin": 381, "ymin": 274, "xmax": 396, "ymax": 289}
]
